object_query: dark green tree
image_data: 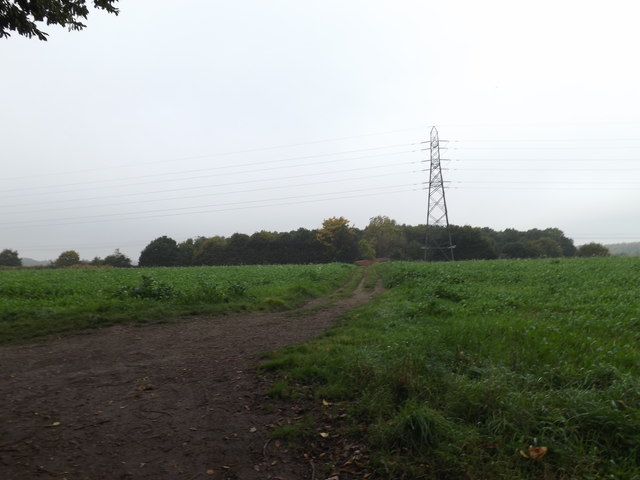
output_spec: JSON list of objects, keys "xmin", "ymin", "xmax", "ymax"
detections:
[
  {"xmin": 531, "ymin": 228, "xmax": 576, "ymax": 257},
  {"xmin": 0, "ymin": 248, "xmax": 21, "ymax": 266},
  {"xmin": 54, "ymin": 250, "xmax": 80, "ymax": 267},
  {"xmin": 247, "ymin": 231, "xmax": 279, "ymax": 264},
  {"xmin": 401, "ymin": 224, "xmax": 428, "ymax": 260},
  {"xmin": 270, "ymin": 229, "xmax": 327, "ymax": 264},
  {"xmin": 295, "ymin": 228, "xmax": 330, "ymax": 263},
  {"xmin": 531, "ymin": 237, "xmax": 563, "ymax": 258},
  {"xmin": 138, "ymin": 236, "xmax": 180, "ymax": 267},
  {"xmin": 577, "ymin": 242, "xmax": 610, "ymax": 257},
  {"xmin": 423, "ymin": 225, "xmax": 457, "ymax": 261},
  {"xmin": 0, "ymin": 0, "xmax": 119, "ymax": 41},
  {"xmin": 501, "ymin": 241, "xmax": 539, "ymax": 259},
  {"xmin": 177, "ymin": 238, "xmax": 203, "ymax": 266},
  {"xmin": 482, "ymin": 227, "xmax": 576, "ymax": 258},
  {"xmin": 103, "ymin": 249, "xmax": 132, "ymax": 267},
  {"xmin": 89, "ymin": 256, "xmax": 104, "ymax": 266},
  {"xmin": 226, "ymin": 233, "xmax": 250, "ymax": 264},
  {"xmin": 450, "ymin": 225, "xmax": 498, "ymax": 260}
]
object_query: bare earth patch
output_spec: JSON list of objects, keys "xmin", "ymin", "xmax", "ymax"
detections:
[{"xmin": 0, "ymin": 271, "xmax": 382, "ymax": 480}]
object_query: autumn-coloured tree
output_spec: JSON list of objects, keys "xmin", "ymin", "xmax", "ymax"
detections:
[{"xmin": 316, "ymin": 217, "xmax": 359, "ymax": 262}]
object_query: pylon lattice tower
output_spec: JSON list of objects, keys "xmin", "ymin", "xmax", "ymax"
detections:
[{"xmin": 424, "ymin": 126, "xmax": 455, "ymax": 261}]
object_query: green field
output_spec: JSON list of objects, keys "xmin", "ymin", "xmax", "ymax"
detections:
[
  {"xmin": 0, "ymin": 263, "xmax": 355, "ymax": 343},
  {"xmin": 3, "ymin": 258, "xmax": 639, "ymax": 477},
  {"xmin": 262, "ymin": 258, "xmax": 640, "ymax": 479}
]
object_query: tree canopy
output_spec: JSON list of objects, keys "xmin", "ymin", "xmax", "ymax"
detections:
[
  {"xmin": 0, "ymin": 248, "xmax": 21, "ymax": 267},
  {"xmin": 364, "ymin": 215, "xmax": 405, "ymax": 258},
  {"xmin": 54, "ymin": 250, "xmax": 80, "ymax": 267},
  {"xmin": 139, "ymin": 236, "xmax": 180, "ymax": 267},
  {"xmin": 316, "ymin": 217, "xmax": 359, "ymax": 263},
  {"xmin": 577, "ymin": 242, "xmax": 610, "ymax": 258},
  {"xmin": 130, "ymin": 221, "xmax": 579, "ymax": 267},
  {"xmin": 103, "ymin": 249, "xmax": 132, "ymax": 268},
  {"xmin": 4, "ymin": 219, "xmax": 584, "ymax": 270},
  {"xmin": 0, "ymin": 0, "xmax": 119, "ymax": 41}
]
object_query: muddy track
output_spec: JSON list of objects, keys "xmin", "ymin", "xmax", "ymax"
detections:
[{"xmin": 0, "ymin": 268, "xmax": 383, "ymax": 480}]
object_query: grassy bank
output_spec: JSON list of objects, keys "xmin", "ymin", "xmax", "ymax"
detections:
[
  {"xmin": 261, "ymin": 258, "xmax": 640, "ymax": 479},
  {"xmin": 0, "ymin": 263, "xmax": 355, "ymax": 343}
]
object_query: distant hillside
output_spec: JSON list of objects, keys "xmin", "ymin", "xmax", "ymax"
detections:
[
  {"xmin": 21, "ymin": 258, "xmax": 51, "ymax": 267},
  {"xmin": 605, "ymin": 242, "xmax": 640, "ymax": 257}
]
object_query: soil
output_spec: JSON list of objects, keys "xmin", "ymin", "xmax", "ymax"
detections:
[{"xmin": 0, "ymin": 271, "xmax": 382, "ymax": 480}]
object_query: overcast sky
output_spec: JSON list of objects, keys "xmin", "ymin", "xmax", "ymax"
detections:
[{"xmin": 2, "ymin": 0, "xmax": 639, "ymax": 261}]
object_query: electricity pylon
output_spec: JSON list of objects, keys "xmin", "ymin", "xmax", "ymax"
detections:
[{"xmin": 424, "ymin": 126, "xmax": 455, "ymax": 261}]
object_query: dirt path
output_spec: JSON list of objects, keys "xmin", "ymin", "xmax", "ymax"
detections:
[{"xmin": 0, "ymin": 269, "xmax": 381, "ymax": 480}]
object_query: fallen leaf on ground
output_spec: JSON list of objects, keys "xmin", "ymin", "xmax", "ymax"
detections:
[
  {"xmin": 528, "ymin": 445, "xmax": 548, "ymax": 460},
  {"xmin": 520, "ymin": 445, "xmax": 548, "ymax": 460}
]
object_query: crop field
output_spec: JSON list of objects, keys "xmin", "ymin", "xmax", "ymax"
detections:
[
  {"xmin": 262, "ymin": 257, "xmax": 640, "ymax": 479},
  {"xmin": 0, "ymin": 263, "xmax": 355, "ymax": 343}
]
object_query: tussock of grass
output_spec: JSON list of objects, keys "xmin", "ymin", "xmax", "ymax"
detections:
[
  {"xmin": 264, "ymin": 258, "xmax": 640, "ymax": 479},
  {"xmin": 267, "ymin": 380, "xmax": 293, "ymax": 400},
  {"xmin": 270, "ymin": 415, "xmax": 317, "ymax": 444}
]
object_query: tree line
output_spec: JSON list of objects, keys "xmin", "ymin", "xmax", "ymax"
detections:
[
  {"xmin": 134, "ymin": 217, "xmax": 610, "ymax": 267},
  {"xmin": 0, "ymin": 216, "xmax": 611, "ymax": 268}
]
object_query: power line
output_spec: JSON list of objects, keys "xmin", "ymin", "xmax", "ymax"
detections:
[
  {"xmin": 1, "ymin": 184, "xmax": 424, "ymax": 229},
  {"xmin": 3, "ymin": 168, "xmax": 421, "ymax": 215},
  {"xmin": 0, "ymin": 149, "xmax": 422, "ymax": 200},
  {"xmin": 449, "ymin": 185, "xmax": 639, "ymax": 190},
  {"xmin": 449, "ymin": 138, "xmax": 640, "ymax": 143},
  {"xmin": 2, "ymin": 126, "xmax": 428, "ymax": 181},
  {"xmin": 4, "ymin": 125, "xmax": 639, "ymax": 251},
  {"xmin": 449, "ymin": 167, "xmax": 640, "ymax": 172},
  {"xmin": 0, "ymin": 159, "xmax": 420, "ymax": 208},
  {"xmin": 449, "ymin": 145, "xmax": 640, "ymax": 150},
  {"xmin": 0, "ymin": 142, "xmax": 422, "ymax": 194},
  {"xmin": 446, "ymin": 158, "xmax": 640, "ymax": 162},
  {"xmin": 450, "ymin": 180, "xmax": 639, "ymax": 185}
]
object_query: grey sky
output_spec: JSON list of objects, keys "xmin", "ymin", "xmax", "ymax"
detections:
[{"xmin": 2, "ymin": 0, "xmax": 639, "ymax": 261}]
